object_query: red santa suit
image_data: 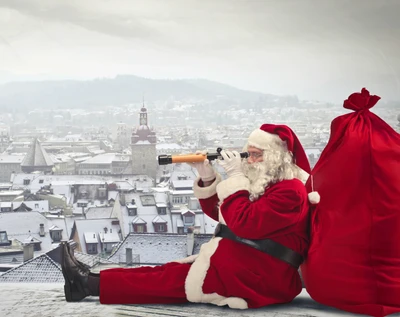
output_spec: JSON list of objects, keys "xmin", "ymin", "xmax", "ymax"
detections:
[
  {"xmin": 99, "ymin": 124, "xmax": 313, "ymax": 308},
  {"xmin": 185, "ymin": 174, "xmax": 310, "ymax": 308}
]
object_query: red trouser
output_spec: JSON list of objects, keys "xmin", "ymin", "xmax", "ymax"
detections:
[{"xmin": 99, "ymin": 262, "xmax": 191, "ymax": 304}]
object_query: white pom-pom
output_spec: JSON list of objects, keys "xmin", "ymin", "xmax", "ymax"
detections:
[{"xmin": 308, "ymin": 191, "xmax": 320, "ymax": 204}]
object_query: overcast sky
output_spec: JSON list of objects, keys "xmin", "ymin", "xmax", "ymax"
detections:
[{"xmin": 0, "ymin": 0, "xmax": 399, "ymax": 102}]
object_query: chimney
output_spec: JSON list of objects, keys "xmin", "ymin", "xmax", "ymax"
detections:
[
  {"xmin": 186, "ymin": 229, "xmax": 195, "ymax": 256},
  {"xmin": 39, "ymin": 224, "xmax": 45, "ymax": 237},
  {"xmin": 131, "ymin": 199, "xmax": 135, "ymax": 204},
  {"xmin": 120, "ymin": 193, "xmax": 126, "ymax": 206},
  {"xmin": 10, "ymin": 172, "xmax": 15, "ymax": 183},
  {"xmin": 23, "ymin": 244, "xmax": 34, "ymax": 262},
  {"xmin": 126, "ymin": 248, "xmax": 132, "ymax": 265}
]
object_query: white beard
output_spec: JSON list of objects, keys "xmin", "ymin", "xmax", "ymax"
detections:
[{"xmin": 241, "ymin": 161, "xmax": 271, "ymax": 201}]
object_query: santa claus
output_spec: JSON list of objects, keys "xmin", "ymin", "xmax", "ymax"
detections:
[{"xmin": 61, "ymin": 124, "xmax": 317, "ymax": 308}]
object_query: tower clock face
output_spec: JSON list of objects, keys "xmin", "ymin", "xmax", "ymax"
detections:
[{"xmin": 140, "ymin": 118, "xmax": 146, "ymax": 125}]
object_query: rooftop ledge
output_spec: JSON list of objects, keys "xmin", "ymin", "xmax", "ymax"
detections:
[{"xmin": 0, "ymin": 283, "xmax": 375, "ymax": 317}]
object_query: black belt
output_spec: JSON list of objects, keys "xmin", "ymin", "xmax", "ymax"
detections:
[{"xmin": 214, "ymin": 223, "xmax": 303, "ymax": 269}]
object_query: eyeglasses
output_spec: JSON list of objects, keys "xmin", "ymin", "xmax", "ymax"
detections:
[{"xmin": 247, "ymin": 152, "xmax": 263, "ymax": 159}]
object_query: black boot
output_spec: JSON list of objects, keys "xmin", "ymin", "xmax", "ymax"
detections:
[
  {"xmin": 61, "ymin": 243, "xmax": 100, "ymax": 302},
  {"xmin": 65, "ymin": 243, "xmax": 91, "ymax": 272},
  {"xmin": 65, "ymin": 243, "xmax": 100, "ymax": 282}
]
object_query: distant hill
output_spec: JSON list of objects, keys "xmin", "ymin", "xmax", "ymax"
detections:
[{"xmin": 0, "ymin": 75, "xmax": 277, "ymax": 110}]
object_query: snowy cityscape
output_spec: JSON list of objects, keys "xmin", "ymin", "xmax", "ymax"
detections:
[{"xmin": 0, "ymin": 0, "xmax": 400, "ymax": 316}]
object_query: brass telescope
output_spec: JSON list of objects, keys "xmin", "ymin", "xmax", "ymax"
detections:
[{"xmin": 158, "ymin": 147, "xmax": 249, "ymax": 165}]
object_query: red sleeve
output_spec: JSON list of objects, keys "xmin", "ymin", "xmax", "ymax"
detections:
[
  {"xmin": 199, "ymin": 194, "xmax": 219, "ymax": 222},
  {"xmin": 220, "ymin": 182, "xmax": 306, "ymax": 239},
  {"xmin": 193, "ymin": 175, "xmax": 222, "ymax": 223}
]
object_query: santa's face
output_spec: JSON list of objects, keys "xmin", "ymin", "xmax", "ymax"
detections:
[
  {"xmin": 242, "ymin": 146, "xmax": 267, "ymax": 185},
  {"xmin": 247, "ymin": 146, "xmax": 264, "ymax": 164}
]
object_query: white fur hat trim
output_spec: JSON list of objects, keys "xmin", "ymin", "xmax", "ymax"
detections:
[{"xmin": 247, "ymin": 128, "xmax": 282, "ymax": 150}]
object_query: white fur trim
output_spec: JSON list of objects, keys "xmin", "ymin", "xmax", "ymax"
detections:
[
  {"xmin": 185, "ymin": 238, "xmax": 248, "ymax": 309},
  {"xmin": 193, "ymin": 174, "xmax": 222, "ymax": 199},
  {"xmin": 216, "ymin": 175, "xmax": 250, "ymax": 203},
  {"xmin": 247, "ymin": 128, "xmax": 281, "ymax": 150},
  {"xmin": 172, "ymin": 254, "xmax": 199, "ymax": 264},
  {"xmin": 308, "ymin": 191, "xmax": 320, "ymax": 204}
]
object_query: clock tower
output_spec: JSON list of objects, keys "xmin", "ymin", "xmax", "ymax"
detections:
[
  {"xmin": 140, "ymin": 110, "xmax": 147, "ymax": 126},
  {"xmin": 131, "ymin": 106, "xmax": 157, "ymax": 183}
]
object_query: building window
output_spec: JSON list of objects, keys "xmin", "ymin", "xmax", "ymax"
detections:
[
  {"xmin": 172, "ymin": 196, "xmax": 183, "ymax": 204},
  {"xmin": 39, "ymin": 179, "xmax": 44, "ymax": 184},
  {"xmin": 184, "ymin": 215, "xmax": 194, "ymax": 225},
  {"xmin": 102, "ymin": 243, "xmax": 113, "ymax": 253},
  {"xmin": 87, "ymin": 243, "xmax": 98, "ymax": 254},
  {"xmin": 177, "ymin": 227, "xmax": 184, "ymax": 234},
  {"xmin": 0, "ymin": 231, "xmax": 8, "ymax": 244},
  {"xmin": 23, "ymin": 179, "xmax": 30, "ymax": 185},
  {"xmin": 128, "ymin": 208, "xmax": 137, "ymax": 216},
  {"xmin": 154, "ymin": 223, "xmax": 167, "ymax": 233},
  {"xmin": 157, "ymin": 207, "xmax": 166, "ymax": 215},
  {"xmin": 50, "ymin": 231, "xmax": 62, "ymax": 242},
  {"xmin": 35, "ymin": 203, "xmax": 39, "ymax": 209},
  {"xmin": 134, "ymin": 224, "xmax": 146, "ymax": 233}
]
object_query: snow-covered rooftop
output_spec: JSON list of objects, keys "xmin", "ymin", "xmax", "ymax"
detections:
[
  {"xmin": 84, "ymin": 232, "xmax": 98, "ymax": 244},
  {"xmin": 0, "ymin": 155, "xmax": 25, "ymax": 163},
  {"xmin": 0, "ymin": 254, "xmax": 63, "ymax": 283},
  {"xmin": 21, "ymin": 138, "xmax": 53, "ymax": 167},
  {"xmin": 0, "ymin": 211, "xmax": 68, "ymax": 255},
  {"xmin": 79, "ymin": 153, "xmax": 118, "ymax": 165},
  {"xmin": 108, "ymin": 233, "xmax": 212, "ymax": 265},
  {"xmin": 72, "ymin": 219, "xmax": 121, "ymax": 253},
  {"xmin": 0, "ymin": 283, "xmax": 360, "ymax": 317}
]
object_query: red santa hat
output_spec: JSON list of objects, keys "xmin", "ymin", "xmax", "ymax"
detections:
[{"xmin": 248, "ymin": 124, "xmax": 320, "ymax": 204}]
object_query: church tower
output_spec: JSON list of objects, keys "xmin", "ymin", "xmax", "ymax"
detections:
[{"xmin": 131, "ymin": 106, "xmax": 157, "ymax": 183}]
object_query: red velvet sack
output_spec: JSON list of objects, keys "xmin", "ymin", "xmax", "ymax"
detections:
[{"xmin": 301, "ymin": 88, "xmax": 400, "ymax": 317}]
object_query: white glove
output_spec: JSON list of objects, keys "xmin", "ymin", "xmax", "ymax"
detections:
[
  {"xmin": 188, "ymin": 150, "xmax": 216, "ymax": 182},
  {"xmin": 217, "ymin": 150, "xmax": 244, "ymax": 178}
]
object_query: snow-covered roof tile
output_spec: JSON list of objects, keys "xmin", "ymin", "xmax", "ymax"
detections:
[
  {"xmin": 21, "ymin": 138, "xmax": 53, "ymax": 167},
  {"xmin": 108, "ymin": 233, "xmax": 212, "ymax": 265},
  {"xmin": 84, "ymin": 232, "xmax": 98, "ymax": 244},
  {"xmin": 85, "ymin": 206, "xmax": 113, "ymax": 219},
  {"xmin": 98, "ymin": 231, "xmax": 120, "ymax": 243},
  {"xmin": 152, "ymin": 216, "xmax": 167, "ymax": 224},
  {"xmin": 48, "ymin": 225, "xmax": 62, "ymax": 231},
  {"xmin": 0, "ymin": 254, "xmax": 63, "ymax": 283},
  {"xmin": 181, "ymin": 209, "xmax": 195, "ymax": 215},
  {"xmin": 73, "ymin": 219, "xmax": 121, "ymax": 253},
  {"xmin": 132, "ymin": 217, "xmax": 147, "ymax": 224}
]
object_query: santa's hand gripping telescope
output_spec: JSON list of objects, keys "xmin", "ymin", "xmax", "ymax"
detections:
[{"xmin": 158, "ymin": 147, "xmax": 249, "ymax": 165}]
